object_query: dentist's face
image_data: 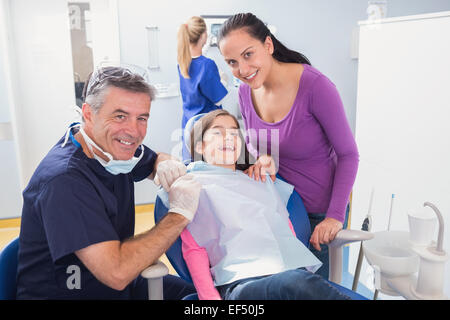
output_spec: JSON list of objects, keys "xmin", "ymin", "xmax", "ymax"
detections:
[
  {"xmin": 82, "ymin": 86, "xmax": 150, "ymax": 160},
  {"xmin": 219, "ymin": 29, "xmax": 274, "ymax": 89},
  {"xmin": 198, "ymin": 115, "xmax": 242, "ymax": 167}
]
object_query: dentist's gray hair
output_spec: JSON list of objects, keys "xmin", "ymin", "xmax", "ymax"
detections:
[{"xmin": 82, "ymin": 66, "xmax": 156, "ymax": 115}]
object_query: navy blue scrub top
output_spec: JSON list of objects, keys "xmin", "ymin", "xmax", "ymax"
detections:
[{"xmin": 16, "ymin": 126, "xmax": 157, "ymax": 299}]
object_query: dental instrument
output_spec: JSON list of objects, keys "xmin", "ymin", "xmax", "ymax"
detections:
[
  {"xmin": 387, "ymin": 194, "xmax": 395, "ymax": 231},
  {"xmin": 352, "ymin": 188, "xmax": 374, "ymax": 291}
]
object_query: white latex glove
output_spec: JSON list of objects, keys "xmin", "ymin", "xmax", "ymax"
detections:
[
  {"xmin": 168, "ymin": 174, "xmax": 202, "ymax": 221},
  {"xmin": 154, "ymin": 159, "xmax": 187, "ymax": 192}
]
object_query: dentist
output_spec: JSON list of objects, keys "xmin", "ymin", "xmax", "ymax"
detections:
[{"xmin": 16, "ymin": 66, "xmax": 200, "ymax": 299}]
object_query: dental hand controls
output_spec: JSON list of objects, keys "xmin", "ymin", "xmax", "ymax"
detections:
[{"xmin": 168, "ymin": 174, "xmax": 201, "ymax": 222}]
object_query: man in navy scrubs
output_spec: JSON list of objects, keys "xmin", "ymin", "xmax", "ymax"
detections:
[{"xmin": 16, "ymin": 67, "xmax": 201, "ymax": 299}]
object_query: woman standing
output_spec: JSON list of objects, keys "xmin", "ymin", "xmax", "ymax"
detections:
[
  {"xmin": 177, "ymin": 16, "xmax": 228, "ymax": 162},
  {"xmin": 217, "ymin": 13, "xmax": 359, "ymax": 279}
]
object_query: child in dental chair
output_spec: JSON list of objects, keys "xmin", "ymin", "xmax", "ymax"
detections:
[{"xmin": 165, "ymin": 109, "xmax": 351, "ymax": 300}]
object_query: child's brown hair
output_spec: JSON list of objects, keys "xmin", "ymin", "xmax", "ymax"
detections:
[{"xmin": 189, "ymin": 109, "xmax": 254, "ymax": 171}]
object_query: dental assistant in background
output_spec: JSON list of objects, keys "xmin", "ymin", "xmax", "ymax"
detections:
[
  {"xmin": 218, "ymin": 13, "xmax": 359, "ymax": 279},
  {"xmin": 177, "ymin": 16, "xmax": 228, "ymax": 162},
  {"xmin": 16, "ymin": 66, "xmax": 201, "ymax": 299}
]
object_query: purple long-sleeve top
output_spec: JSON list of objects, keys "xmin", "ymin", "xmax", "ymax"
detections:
[{"xmin": 238, "ymin": 64, "xmax": 359, "ymax": 223}]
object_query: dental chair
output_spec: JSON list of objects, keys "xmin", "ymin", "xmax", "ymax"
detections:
[
  {"xmin": 141, "ymin": 189, "xmax": 372, "ymax": 300},
  {"xmin": 0, "ymin": 237, "xmax": 19, "ymax": 300},
  {"xmin": 141, "ymin": 113, "xmax": 374, "ymax": 300}
]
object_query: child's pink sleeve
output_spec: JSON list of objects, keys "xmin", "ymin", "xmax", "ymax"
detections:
[
  {"xmin": 180, "ymin": 229, "xmax": 222, "ymax": 300},
  {"xmin": 288, "ymin": 219, "xmax": 297, "ymax": 237}
]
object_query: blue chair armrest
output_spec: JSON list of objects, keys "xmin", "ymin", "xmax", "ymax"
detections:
[{"xmin": 0, "ymin": 237, "xmax": 19, "ymax": 300}]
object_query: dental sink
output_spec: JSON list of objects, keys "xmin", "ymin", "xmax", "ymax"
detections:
[
  {"xmin": 361, "ymin": 203, "xmax": 448, "ymax": 299},
  {"xmin": 363, "ymin": 231, "xmax": 419, "ymax": 277}
]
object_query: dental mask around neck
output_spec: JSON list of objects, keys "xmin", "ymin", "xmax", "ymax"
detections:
[{"xmin": 78, "ymin": 125, "xmax": 144, "ymax": 175}]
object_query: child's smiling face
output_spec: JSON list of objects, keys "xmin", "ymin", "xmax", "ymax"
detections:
[{"xmin": 196, "ymin": 115, "xmax": 242, "ymax": 169}]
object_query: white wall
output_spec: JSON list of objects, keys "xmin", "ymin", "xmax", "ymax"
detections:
[
  {"xmin": 7, "ymin": 0, "xmax": 77, "ymax": 189},
  {"xmin": 351, "ymin": 11, "xmax": 450, "ymax": 298},
  {"xmin": 89, "ymin": 0, "xmax": 121, "ymax": 65},
  {"xmin": 0, "ymin": 0, "xmax": 22, "ymax": 218}
]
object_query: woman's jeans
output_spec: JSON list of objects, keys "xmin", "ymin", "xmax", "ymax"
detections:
[
  {"xmin": 217, "ymin": 269, "xmax": 350, "ymax": 300},
  {"xmin": 130, "ymin": 275, "xmax": 196, "ymax": 300},
  {"xmin": 308, "ymin": 206, "xmax": 350, "ymax": 280}
]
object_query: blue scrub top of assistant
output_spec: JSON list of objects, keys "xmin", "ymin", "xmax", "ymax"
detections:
[
  {"xmin": 178, "ymin": 55, "xmax": 228, "ymax": 128},
  {"xmin": 16, "ymin": 126, "xmax": 157, "ymax": 299}
]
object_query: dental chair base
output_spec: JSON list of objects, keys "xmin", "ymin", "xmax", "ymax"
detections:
[
  {"xmin": 411, "ymin": 242, "xmax": 449, "ymax": 300},
  {"xmin": 380, "ymin": 261, "xmax": 449, "ymax": 300},
  {"xmin": 141, "ymin": 260, "xmax": 169, "ymax": 300}
]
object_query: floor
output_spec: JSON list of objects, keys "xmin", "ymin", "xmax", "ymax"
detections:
[{"xmin": 0, "ymin": 204, "xmax": 177, "ymax": 275}]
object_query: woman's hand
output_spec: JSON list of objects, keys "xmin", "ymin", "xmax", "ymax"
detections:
[
  {"xmin": 244, "ymin": 155, "xmax": 277, "ymax": 182},
  {"xmin": 309, "ymin": 217, "xmax": 343, "ymax": 251}
]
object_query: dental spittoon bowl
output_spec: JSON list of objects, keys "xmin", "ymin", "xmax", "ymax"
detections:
[{"xmin": 363, "ymin": 231, "xmax": 419, "ymax": 277}]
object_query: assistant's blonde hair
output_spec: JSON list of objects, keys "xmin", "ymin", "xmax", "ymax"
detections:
[{"xmin": 177, "ymin": 16, "xmax": 207, "ymax": 79}]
